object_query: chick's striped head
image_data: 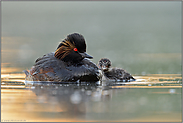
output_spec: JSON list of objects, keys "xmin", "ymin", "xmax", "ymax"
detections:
[{"xmin": 98, "ymin": 58, "xmax": 111, "ymax": 71}]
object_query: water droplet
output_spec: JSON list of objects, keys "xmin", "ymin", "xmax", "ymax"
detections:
[
  {"xmin": 70, "ymin": 91, "xmax": 82, "ymax": 104},
  {"xmin": 169, "ymin": 89, "xmax": 176, "ymax": 94},
  {"xmin": 81, "ymin": 88, "xmax": 85, "ymax": 92},
  {"xmin": 31, "ymin": 86, "xmax": 35, "ymax": 89},
  {"xmin": 52, "ymin": 90, "xmax": 57, "ymax": 95}
]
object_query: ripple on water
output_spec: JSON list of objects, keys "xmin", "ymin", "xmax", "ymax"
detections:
[{"xmin": 1, "ymin": 73, "xmax": 182, "ymax": 89}]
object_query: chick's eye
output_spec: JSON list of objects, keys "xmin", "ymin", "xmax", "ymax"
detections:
[{"xmin": 73, "ymin": 48, "xmax": 78, "ymax": 51}]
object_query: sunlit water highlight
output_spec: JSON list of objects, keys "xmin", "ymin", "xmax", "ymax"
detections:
[{"xmin": 1, "ymin": 70, "xmax": 182, "ymax": 122}]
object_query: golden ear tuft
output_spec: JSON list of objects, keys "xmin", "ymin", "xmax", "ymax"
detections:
[
  {"xmin": 54, "ymin": 46, "xmax": 65, "ymax": 59},
  {"xmin": 62, "ymin": 40, "xmax": 75, "ymax": 50},
  {"xmin": 54, "ymin": 40, "xmax": 76, "ymax": 60}
]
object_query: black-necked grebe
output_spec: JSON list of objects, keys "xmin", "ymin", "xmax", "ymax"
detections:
[
  {"xmin": 98, "ymin": 58, "xmax": 135, "ymax": 82},
  {"xmin": 24, "ymin": 33, "xmax": 101, "ymax": 82}
]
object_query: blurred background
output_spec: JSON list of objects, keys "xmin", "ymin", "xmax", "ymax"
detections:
[{"xmin": 1, "ymin": 1, "xmax": 182, "ymax": 75}]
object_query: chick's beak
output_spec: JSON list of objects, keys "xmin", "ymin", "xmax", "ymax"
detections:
[
  {"xmin": 79, "ymin": 52, "xmax": 93, "ymax": 59},
  {"xmin": 102, "ymin": 65, "xmax": 108, "ymax": 71}
]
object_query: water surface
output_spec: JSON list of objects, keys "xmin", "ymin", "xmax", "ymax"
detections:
[{"xmin": 1, "ymin": 71, "xmax": 182, "ymax": 122}]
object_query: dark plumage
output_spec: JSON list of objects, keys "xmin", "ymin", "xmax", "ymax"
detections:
[
  {"xmin": 24, "ymin": 33, "xmax": 101, "ymax": 82},
  {"xmin": 98, "ymin": 58, "xmax": 135, "ymax": 82}
]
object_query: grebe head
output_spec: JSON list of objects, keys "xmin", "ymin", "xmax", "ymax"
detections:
[{"xmin": 54, "ymin": 33, "xmax": 93, "ymax": 62}]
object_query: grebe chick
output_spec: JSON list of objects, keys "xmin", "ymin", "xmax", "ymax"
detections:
[{"xmin": 98, "ymin": 58, "xmax": 135, "ymax": 82}]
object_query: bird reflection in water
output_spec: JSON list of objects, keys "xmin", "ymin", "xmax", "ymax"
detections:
[{"xmin": 26, "ymin": 82, "xmax": 112, "ymax": 115}]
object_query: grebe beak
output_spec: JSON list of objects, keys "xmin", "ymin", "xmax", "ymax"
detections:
[{"xmin": 79, "ymin": 52, "xmax": 93, "ymax": 59}]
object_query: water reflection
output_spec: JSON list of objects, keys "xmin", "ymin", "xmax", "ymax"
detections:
[
  {"xmin": 1, "ymin": 72, "xmax": 182, "ymax": 122},
  {"xmin": 26, "ymin": 82, "xmax": 112, "ymax": 114}
]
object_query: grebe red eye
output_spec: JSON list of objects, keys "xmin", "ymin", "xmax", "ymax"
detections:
[{"xmin": 73, "ymin": 48, "xmax": 78, "ymax": 51}]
